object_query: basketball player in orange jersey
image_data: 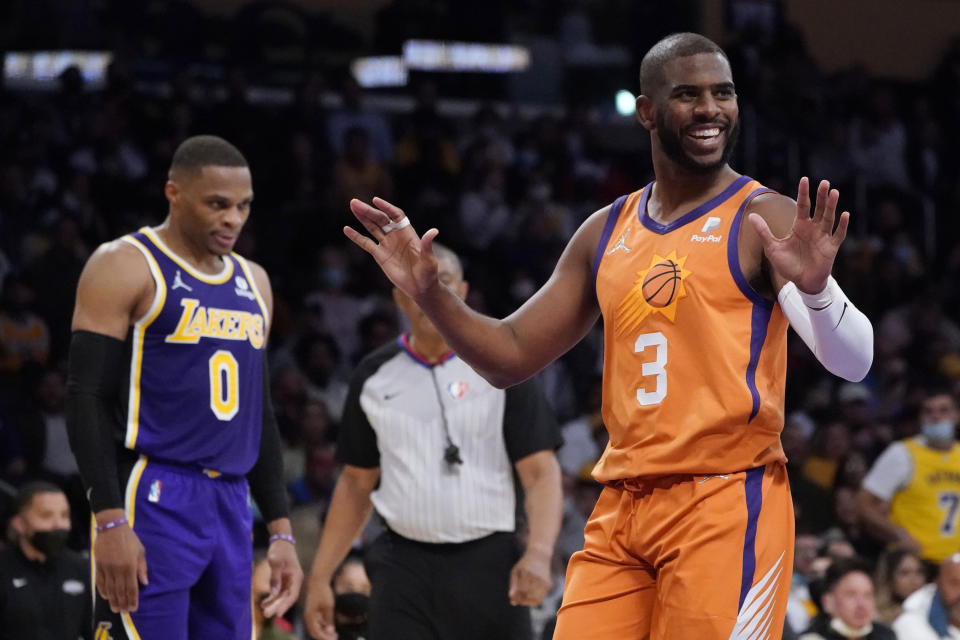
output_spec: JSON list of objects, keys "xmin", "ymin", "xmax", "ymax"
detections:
[{"xmin": 342, "ymin": 32, "xmax": 873, "ymax": 640}]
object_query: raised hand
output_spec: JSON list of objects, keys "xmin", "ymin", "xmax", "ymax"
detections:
[
  {"xmin": 345, "ymin": 197, "xmax": 441, "ymax": 299},
  {"xmin": 748, "ymin": 177, "xmax": 850, "ymax": 295}
]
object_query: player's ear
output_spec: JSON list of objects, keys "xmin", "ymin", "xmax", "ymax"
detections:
[
  {"xmin": 164, "ymin": 180, "xmax": 180, "ymax": 205},
  {"xmin": 455, "ymin": 281, "xmax": 468, "ymax": 299},
  {"xmin": 636, "ymin": 95, "xmax": 655, "ymax": 131}
]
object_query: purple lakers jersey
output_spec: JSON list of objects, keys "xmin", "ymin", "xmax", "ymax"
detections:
[{"xmin": 119, "ymin": 228, "xmax": 267, "ymax": 475}]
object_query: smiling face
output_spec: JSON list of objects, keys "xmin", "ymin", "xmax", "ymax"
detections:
[
  {"xmin": 165, "ymin": 165, "xmax": 253, "ymax": 256},
  {"xmin": 643, "ymin": 52, "xmax": 739, "ymax": 174}
]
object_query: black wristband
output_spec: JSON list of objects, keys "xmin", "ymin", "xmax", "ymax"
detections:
[
  {"xmin": 246, "ymin": 358, "xmax": 290, "ymax": 523},
  {"xmin": 65, "ymin": 330, "xmax": 125, "ymax": 513}
]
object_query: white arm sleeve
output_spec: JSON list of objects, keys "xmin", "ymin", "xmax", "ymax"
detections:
[{"xmin": 777, "ymin": 276, "xmax": 874, "ymax": 381}]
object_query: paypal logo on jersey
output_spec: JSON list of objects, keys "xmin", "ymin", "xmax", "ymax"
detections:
[
  {"xmin": 691, "ymin": 217, "xmax": 723, "ymax": 243},
  {"xmin": 701, "ymin": 216, "xmax": 722, "ymax": 233},
  {"xmin": 166, "ymin": 298, "xmax": 265, "ymax": 348}
]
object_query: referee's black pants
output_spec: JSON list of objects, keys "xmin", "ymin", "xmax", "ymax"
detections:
[{"xmin": 364, "ymin": 529, "xmax": 533, "ymax": 640}]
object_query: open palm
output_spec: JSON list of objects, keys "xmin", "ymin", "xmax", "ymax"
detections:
[
  {"xmin": 749, "ymin": 177, "xmax": 850, "ymax": 295},
  {"xmin": 345, "ymin": 197, "xmax": 441, "ymax": 298}
]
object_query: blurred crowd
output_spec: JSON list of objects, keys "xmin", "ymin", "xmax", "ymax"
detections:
[{"xmin": 2, "ymin": 2, "xmax": 960, "ymax": 638}]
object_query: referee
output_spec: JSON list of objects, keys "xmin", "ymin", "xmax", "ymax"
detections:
[{"xmin": 304, "ymin": 243, "xmax": 563, "ymax": 640}]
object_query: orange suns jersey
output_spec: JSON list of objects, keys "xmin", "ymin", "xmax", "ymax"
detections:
[{"xmin": 591, "ymin": 175, "xmax": 789, "ymax": 482}]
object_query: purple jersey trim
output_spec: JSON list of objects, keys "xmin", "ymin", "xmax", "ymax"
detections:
[
  {"xmin": 638, "ymin": 175, "xmax": 752, "ymax": 234},
  {"xmin": 738, "ymin": 466, "xmax": 765, "ymax": 611},
  {"xmin": 725, "ymin": 185, "xmax": 777, "ymax": 422},
  {"xmin": 592, "ymin": 194, "xmax": 629, "ymax": 289}
]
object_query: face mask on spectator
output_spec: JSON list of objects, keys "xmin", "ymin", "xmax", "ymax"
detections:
[
  {"xmin": 29, "ymin": 528, "xmax": 70, "ymax": 555},
  {"xmin": 335, "ymin": 592, "xmax": 369, "ymax": 639},
  {"xmin": 922, "ymin": 420, "xmax": 955, "ymax": 442}
]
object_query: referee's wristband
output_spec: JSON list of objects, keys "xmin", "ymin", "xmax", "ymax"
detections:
[
  {"xmin": 268, "ymin": 533, "xmax": 296, "ymax": 546},
  {"xmin": 96, "ymin": 517, "xmax": 128, "ymax": 533}
]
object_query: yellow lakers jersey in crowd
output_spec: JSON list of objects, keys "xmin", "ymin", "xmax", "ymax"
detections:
[
  {"xmin": 890, "ymin": 437, "xmax": 960, "ymax": 562},
  {"xmin": 592, "ymin": 175, "xmax": 789, "ymax": 481}
]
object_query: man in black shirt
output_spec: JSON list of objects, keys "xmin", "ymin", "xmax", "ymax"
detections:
[{"xmin": 0, "ymin": 481, "xmax": 90, "ymax": 640}]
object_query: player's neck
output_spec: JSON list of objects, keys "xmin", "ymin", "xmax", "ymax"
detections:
[
  {"xmin": 407, "ymin": 331, "xmax": 452, "ymax": 364},
  {"xmin": 153, "ymin": 221, "xmax": 226, "ymax": 274},
  {"xmin": 647, "ymin": 164, "xmax": 739, "ymax": 224}
]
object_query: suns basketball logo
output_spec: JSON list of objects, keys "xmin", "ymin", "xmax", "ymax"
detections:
[{"xmin": 615, "ymin": 249, "xmax": 691, "ymax": 336}]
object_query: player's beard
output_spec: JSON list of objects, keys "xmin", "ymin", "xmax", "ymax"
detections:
[{"xmin": 656, "ymin": 112, "xmax": 740, "ymax": 174}]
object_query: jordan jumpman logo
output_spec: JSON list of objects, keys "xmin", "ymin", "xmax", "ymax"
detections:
[
  {"xmin": 607, "ymin": 228, "xmax": 632, "ymax": 255},
  {"xmin": 172, "ymin": 270, "xmax": 193, "ymax": 292}
]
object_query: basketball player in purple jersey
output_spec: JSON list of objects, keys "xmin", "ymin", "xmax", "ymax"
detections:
[{"xmin": 65, "ymin": 135, "xmax": 302, "ymax": 639}]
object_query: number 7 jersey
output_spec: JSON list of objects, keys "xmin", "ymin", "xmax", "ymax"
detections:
[
  {"xmin": 117, "ymin": 228, "xmax": 267, "ymax": 475},
  {"xmin": 592, "ymin": 176, "xmax": 788, "ymax": 482}
]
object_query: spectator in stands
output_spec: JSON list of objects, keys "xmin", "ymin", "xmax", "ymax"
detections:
[
  {"xmin": 330, "ymin": 553, "xmax": 371, "ymax": 640},
  {"xmin": 800, "ymin": 557, "xmax": 896, "ymax": 639},
  {"xmin": 16, "ymin": 368, "xmax": 87, "ymax": 547},
  {"xmin": 0, "ymin": 482, "xmax": 89, "ymax": 639},
  {"xmin": 0, "ymin": 277, "xmax": 49, "ymax": 375},
  {"xmin": 874, "ymin": 549, "xmax": 927, "ymax": 624},
  {"xmin": 893, "ymin": 553, "xmax": 960, "ymax": 639},
  {"xmin": 859, "ymin": 390, "xmax": 960, "ymax": 567},
  {"xmin": 330, "ymin": 126, "xmax": 393, "ymax": 217},
  {"xmin": 326, "ymin": 77, "xmax": 393, "ymax": 164},
  {"xmin": 803, "ymin": 420, "xmax": 852, "ymax": 491},
  {"xmin": 788, "ymin": 533, "xmax": 823, "ymax": 635},
  {"xmin": 296, "ymin": 331, "xmax": 350, "ymax": 423}
]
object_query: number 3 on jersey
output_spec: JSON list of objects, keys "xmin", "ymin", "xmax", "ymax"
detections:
[
  {"xmin": 635, "ymin": 332, "xmax": 667, "ymax": 406},
  {"xmin": 209, "ymin": 350, "xmax": 239, "ymax": 420}
]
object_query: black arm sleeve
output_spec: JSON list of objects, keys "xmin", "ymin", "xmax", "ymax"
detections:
[
  {"xmin": 246, "ymin": 358, "xmax": 291, "ymax": 524},
  {"xmin": 503, "ymin": 376, "xmax": 563, "ymax": 463},
  {"xmin": 65, "ymin": 330, "xmax": 125, "ymax": 513}
]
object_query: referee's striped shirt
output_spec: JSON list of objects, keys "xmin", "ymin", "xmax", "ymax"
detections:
[{"xmin": 338, "ymin": 334, "xmax": 561, "ymax": 544}]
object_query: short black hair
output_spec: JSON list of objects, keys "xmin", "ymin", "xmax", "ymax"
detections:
[
  {"xmin": 823, "ymin": 557, "xmax": 873, "ymax": 593},
  {"xmin": 639, "ymin": 32, "xmax": 728, "ymax": 97},
  {"xmin": 14, "ymin": 481, "xmax": 65, "ymax": 516},
  {"xmin": 169, "ymin": 134, "xmax": 248, "ymax": 176}
]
